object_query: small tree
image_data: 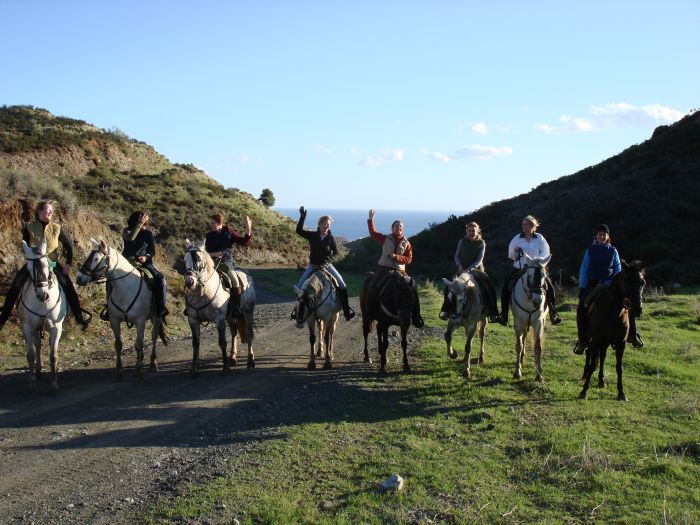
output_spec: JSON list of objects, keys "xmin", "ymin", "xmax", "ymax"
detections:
[{"xmin": 259, "ymin": 188, "xmax": 275, "ymax": 207}]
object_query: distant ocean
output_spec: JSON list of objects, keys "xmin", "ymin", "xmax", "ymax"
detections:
[{"xmin": 274, "ymin": 208, "xmax": 462, "ymax": 241}]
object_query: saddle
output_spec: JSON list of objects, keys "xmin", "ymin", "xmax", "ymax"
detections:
[
  {"xmin": 315, "ymin": 266, "xmax": 339, "ymax": 289},
  {"xmin": 377, "ymin": 271, "xmax": 412, "ymax": 296},
  {"xmin": 584, "ymin": 283, "xmax": 610, "ymax": 312}
]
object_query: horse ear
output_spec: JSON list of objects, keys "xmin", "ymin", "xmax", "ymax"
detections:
[
  {"xmin": 99, "ymin": 239, "xmax": 108, "ymax": 253},
  {"xmin": 442, "ymin": 278, "xmax": 453, "ymax": 286},
  {"xmin": 184, "ymin": 239, "xmax": 192, "ymax": 250},
  {"xmin": 21, "ymin": 240, "xmax": 33, "ymax": 258},
  {"xmin": 89, "ymin": 238, "xmax": 100, "ymax": 250},
  {"xmin": 621, "ymin": 259, "xmax": 629, "ymax": 269},
  {"xmin": 542, "ymin": 254, "xmax": 552, "ymax": 265}
]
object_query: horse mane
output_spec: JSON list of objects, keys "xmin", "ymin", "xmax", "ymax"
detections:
[
  {"xmin": 194, "ymin": 244, "xmax": 214, "ymax": 275},
  {"xmin": 303, "ymin": 273, "xmax": 325, "ymax": 296}
]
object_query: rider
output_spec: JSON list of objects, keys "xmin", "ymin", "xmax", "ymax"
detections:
[
  {"xmin": 439, "ymin": 222, "xmax": 499, "ymax": 323},
  {"xmin": 120, "ymin": 211, "xmax": 169, "ymax": 319},
  {"xmin": 205, "ymin": 212, "xmax": 252, "ymax": 318},
  {"xmin": 293, "ymin": 206, "xmax": 355, "ymax": 321},
  {"xmin": 0, "ymin": 200, "xmax": 91, "ymax": 331},
  {"xmin": 572, "ymin": 224, "xmax": 642, "ymax": 353},
  {"xmin": 366, "ymin": 209, "xmax": 424, "ymax": 328},
  {"xmin": 496, "ymin": 215, "xmax": 562, "ymax": 326}
]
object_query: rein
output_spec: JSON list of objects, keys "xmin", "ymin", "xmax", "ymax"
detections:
[
  {"xmin": 298, "ymin": 276, "xmax": 335, "ymax": 324},
  {"xmin": 511, "ymin": 267, "xmax": 545, "ymax": 330},
  {"xmin": 184, "ymin": 249, "xmax": 225, "ymax": 322}
]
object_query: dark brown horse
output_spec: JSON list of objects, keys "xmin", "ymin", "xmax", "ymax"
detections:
[
  {"xmin": 579, "ymin": 260, "xmax": 645, "ymax": 401},
  {"xmin": 360, "ymin": 271, "xmax": 416, "ymax": 374}
]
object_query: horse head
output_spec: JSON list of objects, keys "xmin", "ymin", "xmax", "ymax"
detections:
[
  {"xmin": 522, "ymin": 253, "xmax": 550, "ymax": 306},
  {"xmin": 296, "ymin": 271, "xmax": 327, "ymax": 315},
  {"xmin": 442, "ymin": 272, "xmax": 475, "ymax": 318},
  {"xmin": 76, "ymin": 238, "xmax": 109, "ymax": 286},
  {"xmin": 22, "ymin": 239, "xmax": 53, "ymax": 302},
  {"xmin": 183, "ymin": 239, "xmax": 211, "ymax": 289},
  {"xmin": 620, "ymin": 259, "xmax": 646, "ymax": 317}
]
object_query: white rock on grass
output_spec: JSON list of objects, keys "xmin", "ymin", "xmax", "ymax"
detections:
[{"xmin": 378, "ymin": 474, "xmax": 404, "ymax": 492}]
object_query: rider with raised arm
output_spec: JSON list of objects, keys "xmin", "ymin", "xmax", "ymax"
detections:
[
  {"xmin": 293, "ymin": 206, "xmax": 355, "ymax": 321},
  {"xmin": 121, "ymin": 211, "xmax": 169, "ymax": 320},
  {"xmin": 205, "ymin": 212, "xmax": 252, "ymax": 318},
  {"xmin": 439, "ymin": 221, "xmax": 499, "ymax": 322},
  {"xmin": 0, "ymin": 201, "xmax": 91, "ymax": 331},
  {"xmin": 366, "ymin": 209, "xmax": 424, "ymax": 328},
  {"xmin": 496, "ymin": 215, "xmax": 561, "ymax": 326}
]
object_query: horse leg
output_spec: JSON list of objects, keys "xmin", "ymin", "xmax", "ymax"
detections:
[
  {"xmin": 307, "ymin": 320, "xmax": 317, "ymax": 370},
  {"xmin": 323, "ymin": 322, "xmax": 333, "ymax": 369},
  {"xmin": 48, "ymin": 325, "xmax": 61, "ymax": 391},
  {"xmin": 23, "ymin": 324, "xmax": 37, "ymax": 392},
  {"xmin": 513, "ymin": 327, "xmax": 524, "ymax": 380},
  {"xmin": 246, "ymin": 312, "xmax": 255, "ymax": 369},
  {"xmin": 217, "ymin": 319, "xmax": 231, "ymax": 375},
  {"xmin": 462, "ymin": 325, "xmax": 476, "ymax": 380},
  {"xmin": 189, "ymin": 319, "xmax": 201, "ymax": 377},
  {"xmin": 362, "ymin": 318, "xmax": 372, "ymax": 363},
  {"xmin": 615, "ymin": 344, "xmax": 627, "ymax": 401},
  {"xmin": 134, "ymin": 320, "xmax": 146, "ymax": 379},
  {"xmin": 316, "ymin": 320, "xmax": 324, "ymax": 358},
  {"xmin": 534, "ymin": 322, "xmax": 544, "ymax": 382},
  {"xmin": 401, "ymin": 325, "xmax": 410, "ymax": 372},
  {"xmin": 111, "ymin": 319, "xmax": 124, "ymax": 381},
  {"xmin": 378, "ymin": 324, "xmax": 388, "ymax": 375},
  {"xmin": 444, "ymin": 321, "xmax": 458, "ymax": 360},
  {"xmin": 149, "ymin": 319, "xmax": 159, "ymax": 371},
  {"xmin": 597, "ymin": 345, "xmax": 608, "ymax": 389},
  {"xmin": 226, "ymin": 317, "xmax": 238, "ymax": 367},
  {"xmin": 579, "ymin": 346, "xmax": 598, "ymax": 399},
  {"xmin": 34, "ymin": 329, "xmax": 43, "ymax": 380},
  {"xmin": 477, "ymin": 319, "xmax": 486, "ymax": 365}
]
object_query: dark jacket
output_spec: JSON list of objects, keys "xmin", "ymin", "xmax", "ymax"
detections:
[
  {"xmin": 296, "ymin": 215, "xmax": 338, "ymax": 266},
  {"xmin": 205, "ymin": 227, "xmax": 251, "ymax": 254},
  {"xmin": 122, "ymin": 224, "xmax": 156, "ymax": 265}
]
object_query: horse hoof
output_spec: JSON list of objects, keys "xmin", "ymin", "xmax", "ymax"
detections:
[
  {"xmin": 618, "ymin": 393, "xmax": 628, "ymax": 402},
  {"xmin": 597, "ymin": 381, "xmax": 606, "ymax": 389},
  {"xmin": 223, "ymin": 366, "xmax": 232, "ymax": 376},
  {"xmin": 579, "ymin": 390, "xmax": 588, "ymax": 400},
  {"xmin": 35, "ymin": 370, "xmax": 42, "ymax": 380},
  {"xmin": 462, "ymin": 370, "xmax": 471, "ymax": 380},
  {"xmin": 229, "ymin": 357, "xmax": 237, "ymax": 367},
  {"xmin": 49, "ymin": 382, "xmax": 59, "ymax": 392},
  {"xmin": 513, "ymin": 373, "xmax": 522, "ymax": 380},
  {"xmin": 536, "ymin": 374, "xmax": 544, "ymax": 382},
  {"xmin": 247, "ymin": 359, "xmax": 255, "ymax": 369},
  {"xmin": 403, "ymin": 363, "xmax": 411, "ymax": 373},
  {"xmin": 307, "ymin": 361, "xmax": 316, "ymax": 370},
  {"xmin": 378, "ymin": 368, "xmax": 388, "ymax": 376},
  {"xmin": 478, "ymin": 358, "xmax": 484, "ymax": 365},
  {"xmin": 190, "ymin": 370, "xmax": 199, "ymax": 378},
  {"xmin": 448, "ymin": 350, "xmax": 458, "ymax": 360},
  {"xmin": 149, "ymin": 361, "xmax": 158, "ymax": 372},
  {"xmin": 323, "ymin": 361, "xmax": 332, "ymax": 370}
]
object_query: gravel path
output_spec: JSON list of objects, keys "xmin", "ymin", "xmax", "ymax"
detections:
[{"xmin": 0, "ymin": 298, "xmax": 437, "ymax": 524}]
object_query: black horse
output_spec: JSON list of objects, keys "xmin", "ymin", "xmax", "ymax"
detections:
[
  {"xmin": 579, "ymin": 260, "xmax": 645, "ymax": 401},
  {"xmin": 360, "ymin": 271, "xmax": 417, "ymax": 374}
]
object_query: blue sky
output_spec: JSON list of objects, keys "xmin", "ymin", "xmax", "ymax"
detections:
[{"xmin": 2, "ymin": 1, "xmax": 698, "ymax": 211}]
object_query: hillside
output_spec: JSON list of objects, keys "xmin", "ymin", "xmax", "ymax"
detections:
[
  {"xmin": 0, "ymin": 105, "xmax": 308, "ymax": 287},
  {"xmin": 342, "ymin": 111, "xmax": 700, "ymax": 286}
]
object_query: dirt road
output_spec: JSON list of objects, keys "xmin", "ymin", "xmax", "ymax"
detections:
[{"xmin": 0, "ymin": 299, "xmax": 428, "ymax": 524}]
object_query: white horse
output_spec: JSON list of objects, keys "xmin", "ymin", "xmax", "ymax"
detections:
[
  {"xmin": 183, "ymin": 240, "xmax": 256, "ymax": 376},
  {"xmin": 76, "ymin": 239, "xmax": 166, "ymax": 380},
  {"xmin": 441, "ymin": 271, "xmax": 488, "ymax": 380},
  {"xmin": 17, "ymin": 239, "xmax": 68, "ymax": 392},
  {"xmin": 510, "ymin": 253, "xmax": 551, "ymax": 381},
  {"xmin": 295, "ymin": 268, "xmax": 342, "ymax": 370}
]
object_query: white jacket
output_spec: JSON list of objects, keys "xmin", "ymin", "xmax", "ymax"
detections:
[{"xmin": 507, "ymin": 233, "xmax": 551, "ymax": 268}]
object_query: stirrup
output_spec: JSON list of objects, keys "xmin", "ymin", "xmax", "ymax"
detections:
[
  {"xmin": 550, "ymin": 314, "xmax": 562, "ymax": 326},
  {"xmin": 572, "ymin": 340, "xmax": 588, "ymax": 355},
  {"xmin": 438, "ymin": 310, "xmax": 449, "ymax": 321},
  {"xmin": 344, "ymin": 307, "xmax": 356, "ymax": 321},
  {"xmin": 412, "ymin": 314, "xmax": 424, "ymax": 328},
  {"xmin": 631, "ymin": 333, "xmax": 644, "ymax": 348},
  {"xmin": 290, "ymin": 306, "xmax": 297, "ymax": 320},
  {"xmin": 99, "ymin": 306, "xmax": 110, "ymax": 321}
]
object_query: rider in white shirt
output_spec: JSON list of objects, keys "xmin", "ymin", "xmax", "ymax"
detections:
[{"xmin": 497, "ymin": 215, "xmax": 561, "ymax": 326}]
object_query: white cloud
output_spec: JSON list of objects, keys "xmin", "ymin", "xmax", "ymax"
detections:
[
  {"xmin": 471, "ymin": 122, "xmax": 488, "ymax": 135},
  {"xmin": 423, "ymin": 144, "xmax": 513, "ymax": 163},
  {"xmin": 315, "ymin": 144, "xmax": 332, "ymax": 155},
  {"xmin": 539, "ymin": 102, "xmax": 685, "ymax": 134},
  {"xmin": 223, "ymin": 154, "xmax": 249, "ymax": 164},
  {"xmin": 356, "ymin": 148, "xmax": 405, "ymax": 168}
]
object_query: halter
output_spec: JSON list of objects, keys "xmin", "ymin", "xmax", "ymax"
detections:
[
  {"xmin": 184, "ymin": 249, "xmax": 224, "ymax": 321},
  {"xmin": 20, "ymin": 253, "xmax": 61, "ymax": 318},
  {"xmin": 296, "ymin": 271, "xmax": 336, "ymax": 324},
  {"xmin": 511, "ymin": 263, "xmax": 547, "ymax": 330}
]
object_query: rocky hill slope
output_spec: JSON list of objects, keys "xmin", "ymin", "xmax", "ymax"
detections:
[{"xmin": 0, "ymin": 105, "xmax": 308, "ymax": 287}]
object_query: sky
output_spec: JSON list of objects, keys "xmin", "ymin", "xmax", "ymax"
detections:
[{"xmin": 1, "ymin": 1, "xmax": 698, "ymax": 212}]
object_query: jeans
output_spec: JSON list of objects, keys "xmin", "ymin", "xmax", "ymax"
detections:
[{"xmin": 297, "ymin": 264, "xmax": 346, "ymax": 289}]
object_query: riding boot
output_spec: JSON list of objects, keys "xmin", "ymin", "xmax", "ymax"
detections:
[
  {"xmin": 58, "ymin": 271, "xmax": 91, "ymax": 331},
  {"xmin": 497, "ymin": 284, "xmax": 510, "ymax": 326},
  {"xmin": 573, "ymin": 303, "xmax": 588, "ymax": 355},
  {"xmin": 545, "ymin": 277, "xmax": 562, "ymax": 325},
  {"xmin": 294, "ymin": 301, "xmax": 306, "ymax": 328},
  {"xmin": 0, "ymin": 267, "xmax": 28, "ymax": 330},
  {"xmin": 411, "ymin": 288, "xmax": 424, "ymax": 328},
  {"xmin": 477, "ymin": 271, "xmax": 500, "ymax": 323},
  {"xmin": 627, "ymin": 316, "xmax": 644, "ymax": 348},
  {"xmin": 439, "ymin": 286, "xmax": 450, "ymax": 320},
  {"xmin": 337, "ymin": 288, "xmax": 356, "ymax": 321},
  {"xmin": 228, "ymin": 286, "xmax": 242, "ymax": 318},
  {"xmin": 154, "ymin": 277, "xmax": 169, "ymax": 320}
]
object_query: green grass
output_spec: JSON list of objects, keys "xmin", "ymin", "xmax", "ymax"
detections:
[{"xmin": 145, "ymin": 286, "xmax": 700, "ymax": 524}]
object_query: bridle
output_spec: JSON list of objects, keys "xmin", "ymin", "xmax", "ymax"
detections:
[
  {"xmin": 79, "ymin": 248, "xmax": 135, "ymax": 283},
  {"xmin": 296, "ymin": 271, "xmax": 335, "ymax": 324},
  {"xmin": 20, "ymin": 253, "xmax": 61, "ymax": 317},
  {"xmin": 184, "ymin": 249, "xmax": 223, "ymax": 320}
]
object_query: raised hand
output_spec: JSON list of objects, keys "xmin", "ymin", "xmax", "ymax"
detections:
[
  {"xmin": 245, "ymin": 215, "xmax": 253, "ymax": 235},
  {"xmin": 299, "ymin": 206, "xmax": 306, "ymax": 216},
  {"xmin": 368, "ymin": 209, "xmax": 375, "ymax": 220}
]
